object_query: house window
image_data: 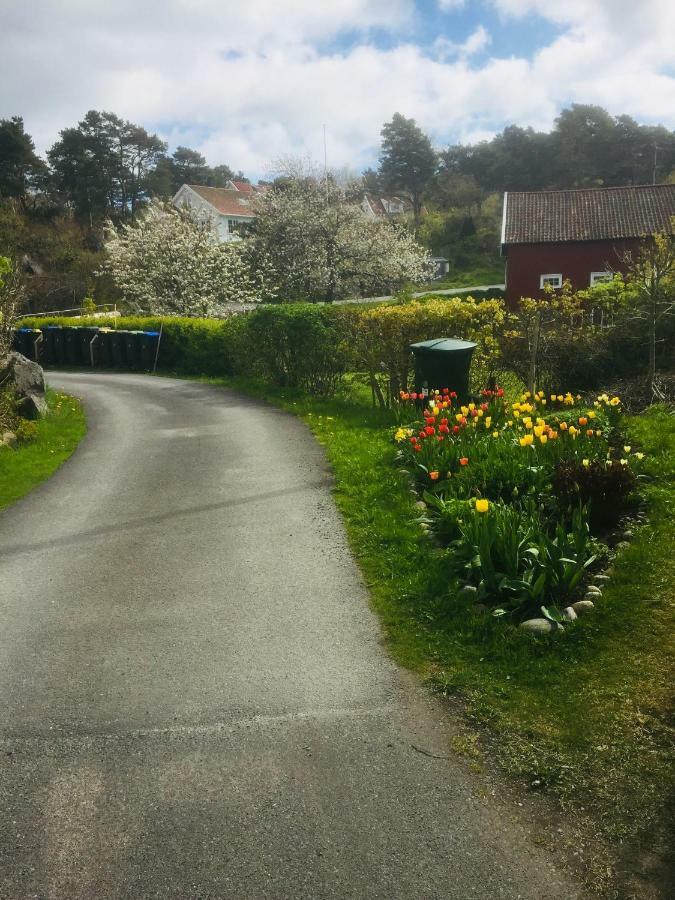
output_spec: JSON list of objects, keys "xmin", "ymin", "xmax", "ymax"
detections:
[
  {"xmin": 590, "ymin": 271, "xmax": 612, "ymax": 286},
  {"xmin": 539, "ymin": 273, "xmax": 563, "ymax": 289}
]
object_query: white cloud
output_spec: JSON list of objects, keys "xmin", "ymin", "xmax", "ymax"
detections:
[
  {"xmin": 438, "ymin": 0, "xmax": 466, "ymax": 9},
  {"xmin": 434, "ymin": 26, "xmax": 491, "ymax": 60},
  {"xmin": 0, "ymin": 0, "xmax": 673, "ymax": 177}
]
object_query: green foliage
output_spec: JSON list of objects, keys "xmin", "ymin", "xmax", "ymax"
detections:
[
  {"xmin": 379, "ymin": 112, "xmax": 437, "ymax": 225},
  {"xmin": 22, "ymin": 295, "xmax": 505, "ymax": 398},
  {"xmin": 0, "ymin": 116, "xmax": 45, "ymax": 198},
  {"xmin": 552, "ymin": 459, "xmax": 637, "ymax": 530},
  {"xmin": 0, "ymin": 390, "xmax": 86, "ymax": 511},
  {"xmin": 449, "ymin": 501, "xmax": 596, "ymax": 619},
  {"xmin": 230, "ymin": 304, "xmax": 348, "ymax": 394}
]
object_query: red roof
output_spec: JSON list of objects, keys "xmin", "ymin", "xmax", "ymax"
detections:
[
  {"xmin": 503, "ymin": 184, "xmax": 675, "ymax": 245},
  {"xmin": 231, "ymin": 180, "xmax": 255, "ymax": 194},
  {"xmin": 187, "ymin": 185, "xmax": 255, "ymax": 217}
]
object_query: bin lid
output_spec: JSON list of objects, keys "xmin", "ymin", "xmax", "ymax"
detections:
[
  {"xmin": 144, "ymin": 331, "xmax": 160, "ymax": 337},
  {"xmin": 410, "ymin": 338, "xmax": 477, "ymax": 352}
]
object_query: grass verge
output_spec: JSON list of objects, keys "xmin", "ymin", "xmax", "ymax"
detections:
[
  {"xmin": 207, "ymin": 374, "xmax": 673, "ymax": 894},
  {"xmin": 0, "ymin": 389, "xmax": 86, "ymax": 511}
]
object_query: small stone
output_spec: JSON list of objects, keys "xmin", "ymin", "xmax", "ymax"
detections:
[
  {"xmin": 419, "ymin": 523, "xmax": 430, "ymax": 532},
  {"xmin": 458, "ymin": 584, "xmax": 478, "ymax": 600},
  {"xmin": 414, "ymin": 500, "xmax": 426, "ymax": 511},
  {"xmin": 519, "ymin": 618, "xmax": 554, "ymax": 635},
  {"xmin": 615, "ymin": 541, "xmax": 631, "ymax": 551},
  {"xmin": 572, "ymin": 600, "xmax": 595, "ymax": 616},
  {"xmin": 585, "ymin": 592, "xmax": 601, "ymax": 601},
  {"xmin": 585, "ymin": 585, "xmax": 602, "ymax": 594},
  {"xmin": 2, "ymin": 431, "xmax": 17, "ymax": 447},
  {"xmin": 562, "ymin": 606, "xmax": 577, "ymax": 621},
  {"xmin": 593, "ymin": 575, "xmax": 610, "ymax": 584},
  {"xmin": 622, "ymin": 530, "xmax": 634, "ymax": 541}
]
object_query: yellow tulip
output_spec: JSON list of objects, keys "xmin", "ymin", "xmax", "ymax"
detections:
[
  {"xmin": 475, "ymin": 498, "xmax": 489, "ymax": 513},
  {"xmin": 539, "ymin": 434, "xmax": 548, "ymax": 444}
]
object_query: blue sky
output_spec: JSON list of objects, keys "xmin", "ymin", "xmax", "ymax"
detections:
[{"xmin": 1, "ymin": 1, "xmax": 674, "ymax": 179}]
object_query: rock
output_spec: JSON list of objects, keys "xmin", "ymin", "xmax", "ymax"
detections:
[
  {"xmin": 615, "ymin": 541, "xmax": 631, "ymax": 552},
  {"xmin": 458, "ymin": 584, "xmax": 478, "ymax": 600},
  {"xmin": 593, "ymin": 575, "xmax": 610, "ymax": 584},
  {"xmin": 622, "ymin": 530, "xmax": 634, "ymax": 541},
  {"xmin": 585, "ymin": 592, "xmax": 601, "ymax": 601},
  {"xmin": 585, "ymin": 585, "xmax": 602, "ymax": 594},
  {"xmin": 1, "ymin": 431, "xmax": 17, "ymax": 447},
  {"xmin": 572, "ymin": 600, "xmax": 595, "ymax": 616},
  {"xmin": 562, "ymin": 606, "xmax": 578, "ymax": 621},
  {"xmin": 519, "ymin": 618, "xmax": 554, "ymax": 635},
  {"xmin": 419, "ymin": 523, "xmax": 430, "ymax": 532},
  {"xmin": 0, "ymin": 352, "xmax": 47, "ymax": 419},
  {"xmin": 414, "ymin": 500, "xmax": 426, "ymax": 511}
]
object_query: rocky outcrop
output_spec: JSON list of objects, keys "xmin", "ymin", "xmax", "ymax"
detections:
[{"xmin": 0, "ymin": 351, "xmax": 47, "ymax": 419}]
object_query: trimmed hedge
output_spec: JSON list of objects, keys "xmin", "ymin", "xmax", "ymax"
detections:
[{"xmin": 20, "ymin": 295, "xmax": 506, "ymax": 398}]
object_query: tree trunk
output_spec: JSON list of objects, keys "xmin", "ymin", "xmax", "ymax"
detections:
[
  {"xmin": 527, "ymin": 310, "xmax": 540, "ymax": 394},
  {"xmin": 648, "ymin": 298, "xmax": 657, "ymax": 396}
]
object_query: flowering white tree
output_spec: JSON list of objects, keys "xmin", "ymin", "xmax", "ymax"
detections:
[
  {"xmin": 0, "ymin": 256, "xmax": 24, "ymax": 356},
  {"xmin": 101, "ymin": 200, "xmax": 270, "ymax": 316},
  {"xmin": 247, "ymin": 177, "xmax": 431, "ymax": 302}
]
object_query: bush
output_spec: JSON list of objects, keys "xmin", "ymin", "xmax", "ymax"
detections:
[
  {"xmin": 341, "ymin": 297, "xmax": 505, "ymax": 406},
  {"xmin": 21, "ymin": 295, "xmax": 506, "ymax": 399},
  {"xmin": 229, "ymin": 304, "xmax": 350, "ymax": 394}
]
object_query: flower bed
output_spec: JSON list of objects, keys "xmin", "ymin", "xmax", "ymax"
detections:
[{"xmin": 394, "ymin": 386, "xmax": 645, "ymax": 628}]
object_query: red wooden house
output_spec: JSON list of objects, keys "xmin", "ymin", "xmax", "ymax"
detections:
[{"xmin": 501, "ymin": 183, "xmax": 675, "ymax": 306}]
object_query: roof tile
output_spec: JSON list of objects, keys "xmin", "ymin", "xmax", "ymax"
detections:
[{"xmin": 503, "ymin": 184, "xmax": 675, "ymax": 245}]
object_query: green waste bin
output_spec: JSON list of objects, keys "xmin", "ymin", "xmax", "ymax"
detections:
[
  {"xmin": 109, "ymin": 330, "xmax": 128, "ymax": 368},
  {"xmin": 97, "ymin": 328, "xmax": 114, "ymax": 367},
  {"xmin": 77, "ymin": 327, "xmax": 100, "ymax": 366},
  {"xmin": 13, "ymin": 327, "xmax": 35, "ymax": 358},
  {"xmin": 63, "ymin": 327, "xmax": 84, "ymax": 366},
  {"xmin": 139, "ymin": 331, "xmax": 160, "ymax": 371},
  {"xmin": 124, "ymin": 331, "xmax": 144, "ymax": 370},
  {"xmin": 44, "ymin": 326, "xmax": 66, "ymax": 366},
  {"xmin": 409, "ymin": 338, "xmax": 477, "ymax": 402}
]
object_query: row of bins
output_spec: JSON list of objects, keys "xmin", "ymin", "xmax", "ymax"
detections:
[{"xmin": 13, "ymin": 326, "xmax": 160, "ymax": 371}]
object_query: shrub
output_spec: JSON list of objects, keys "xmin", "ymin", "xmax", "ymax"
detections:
[
  {"xmin": 341, "ymin": 297, "xmax": 506, "ymax": 406},
  {"xmin": 20, "ymin": 295, "xmax": 505, "ymax": 398},
  {"xmin": 449, "ymin": 500, "xmax": 597, "ymax": 620},
  {"xmin": 229, "ymin": 304, "xmax": 349, "ymax": 394},
  {"xmin": 552, "ymin": 459, "xmax": 637, "ymax": 530}
]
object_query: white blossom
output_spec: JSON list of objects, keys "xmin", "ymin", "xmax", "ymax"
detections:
[
  {"xmin": 246, "ymin": 179, "xmax": 432, "ymax": 301},
  {"xmin": 100, "ymin": 201, "xmax": 271, "ymax": 316}
]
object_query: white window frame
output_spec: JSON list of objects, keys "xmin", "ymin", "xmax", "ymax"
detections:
[
  {"xmin": 590, "ymin": 271, "xmax": 612, "ymax": 286},
  {"xmin": 539, "ymin": 273, "xmax": 563, "ymax": 289}
]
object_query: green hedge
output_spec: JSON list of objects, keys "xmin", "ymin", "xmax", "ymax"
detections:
[{"xmin": 19, "ymin": 296, "xmax": 506, "ymax": 397}]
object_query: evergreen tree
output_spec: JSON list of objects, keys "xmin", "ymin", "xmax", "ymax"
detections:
[
  {"xmin": 0, "ymin": 117, "xmax": 45, "ymax": 200},
  {"xmin": 378, "ymin": 113, "xmax": 437, "ymax": 227}
]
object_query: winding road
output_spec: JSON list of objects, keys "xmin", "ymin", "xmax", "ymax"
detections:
[{"xmin": 0, "ymin": 374, "xmax": 578, "ymax": 899}]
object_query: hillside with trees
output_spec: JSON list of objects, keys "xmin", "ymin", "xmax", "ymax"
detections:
[{"xmin": 1, "ymin": 104, "xmax": 674, "ymax": 311}]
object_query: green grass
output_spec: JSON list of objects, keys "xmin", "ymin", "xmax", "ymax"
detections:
[
  {"xmin": 205, "ymin": 373, "xmax": 673, "ymax": 892},
  {"xmin": 416, "ymin": 264, "xmax": 506, "ymax": 292},
  {"xmin": 0, "ymin": 390, "xmax": 87, "ymax": 510}
]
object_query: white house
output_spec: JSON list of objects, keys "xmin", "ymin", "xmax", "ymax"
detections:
[{"xmin": 172, "ymin": 184, "xmax": 256, "ymax": 241}]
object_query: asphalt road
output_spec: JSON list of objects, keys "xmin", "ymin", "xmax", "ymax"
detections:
[{"xmin": 0, "ymin": 373, "xmax": 578, "ymax": 899}]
